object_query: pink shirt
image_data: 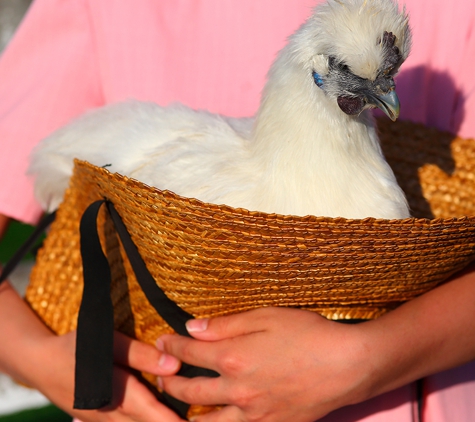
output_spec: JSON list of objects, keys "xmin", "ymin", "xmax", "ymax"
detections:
[{"xmin": 0, "ymin": 1, "xmax": 474, "ymax": 421}]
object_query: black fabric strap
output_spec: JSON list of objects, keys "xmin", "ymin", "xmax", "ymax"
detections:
[
  {"xmin": 75, "ymin": 200, "xmax": 218, "ymax": 418},
  {"xmin": 0, "ymin": 211, "xmax": 56, "ymax": 285},
  {"xmin": 74, "ymin": 200, "xmax": 115, "ymax": 409},
  {"xmin": 106, "ymin": 201, "xmax": 194, "ymax": 336}
]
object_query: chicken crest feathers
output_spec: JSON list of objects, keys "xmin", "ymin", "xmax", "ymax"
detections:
[{"xmin": 292, "ymin": 0, "xmax": 411, "ymax": 80}]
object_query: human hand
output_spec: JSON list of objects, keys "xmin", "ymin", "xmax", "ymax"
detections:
[
  {"xmin": 158, "ymin": 307, "xmax": 373, "ymax": 422},
  {"xmin": 0, "ymin": 277, "xmax": 186, "ymax": 421},
  {"xmin": 27, "ymin": 330, "xmax": 186, "ymax": 422}
]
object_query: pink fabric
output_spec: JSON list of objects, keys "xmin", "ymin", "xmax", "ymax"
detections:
[
  {"xmin": 0, "ymin": 0, "xmax": 315, "ymax": 224},
  {"xmin": 396, "ymin": 1, "xmax": 475, "ymax": 138},
  {"xmin": 0, "ymin": 1, "xmax": 473, "ymax": 421},
  {"xmin": 423, "ymin": 361, "xmax": 475, "ymax": 422},
  {"xmin": 0, "ymin": 0, "xmax": 474, "ymax": 221}
]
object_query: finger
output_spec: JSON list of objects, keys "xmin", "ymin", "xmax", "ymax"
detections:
[
  {"xmin": 114, "ymin": 331, "xmax": 181, "ymax": 376},
  {"xmin": 185, "ymin": 307, "xmax": 282, "ymax": 341},
  {"xmin": 110, "ymin": 366, "xmax": 186, "ymax": 421},
  {"xmin": 72, "ymin": 367, "xmax": 187, "ymax": 422},
  {"xmin": 192, "ymin": 405, "xmax": 246, "ymax": 422},
  {"xmin": 159, "ymin": 334, "xmax": 224, "ymax": 372},
  {"xmin": 161, "ymin": 375, "xmax": 227, "ymax": 407}
]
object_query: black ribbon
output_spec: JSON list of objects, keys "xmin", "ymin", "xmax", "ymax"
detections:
[{"xmin": 75, "ymin": 199, "xmax": 218, "ymax": 418}]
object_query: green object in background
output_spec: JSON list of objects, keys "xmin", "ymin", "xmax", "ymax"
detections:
[
  {"xmin": 0, "ymin": 405, "xmax": 72, "ymax": 422},
  {"xmin": 0, "ymin": 220, "xmax": 40, "ymax": 264}
]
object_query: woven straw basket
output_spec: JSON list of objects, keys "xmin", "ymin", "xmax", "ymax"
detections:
[
  {"xmin": 25, "ymin": 118, "xmax": 475, "ymax": 416},
  {"xmin": 26, "ymin": 118, "xmax": 475, "ymax": 333}
]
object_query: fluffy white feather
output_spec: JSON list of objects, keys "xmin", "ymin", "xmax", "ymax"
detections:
[{"xmin": 29, "ymin": 0, "xmax": 411, "ymax": 219}]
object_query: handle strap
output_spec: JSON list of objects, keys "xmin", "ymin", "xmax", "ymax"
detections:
[{"xmin": 75, "ymin": 199, "xmax": 218, "ymax": 418}]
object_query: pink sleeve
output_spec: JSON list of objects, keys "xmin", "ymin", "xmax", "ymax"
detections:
[{"xmin": 0, "ymin": 0, "xmax": 103, "ymax": 224}]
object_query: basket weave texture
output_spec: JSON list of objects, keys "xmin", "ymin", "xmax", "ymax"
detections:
[
  {"xmin": 26, "ymin": 119, "xmax": 475, "ymax": 340},
  {"xmin": 24, "ymin": 119, "xmax": 475, "ymax": 418}
]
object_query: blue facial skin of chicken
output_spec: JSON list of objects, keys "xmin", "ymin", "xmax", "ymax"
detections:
[{"xmin": 311, "ymin": 31, "xmax": 403, "ymax": 120}]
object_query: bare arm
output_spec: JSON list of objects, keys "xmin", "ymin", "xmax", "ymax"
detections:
[
  {"xmin": 158, "ymin": 266, "xmax": 475, "ymax": 421},
  {"xmin": 0, "ymin": 214, "xmax": 184, "ymax": 421},
  {"xmin": 359, "ymin": 265, "xmax": 475, "ymax": 397}
]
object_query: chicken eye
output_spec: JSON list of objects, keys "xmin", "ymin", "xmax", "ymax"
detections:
[{"xmin": 329, "ymin": 56, "xmax": 349, "ymax": 73}]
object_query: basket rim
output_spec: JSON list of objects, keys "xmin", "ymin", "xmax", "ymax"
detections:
[{"xmin": 74, "ymin": 159, "xmax": 475, "ymax": 226}]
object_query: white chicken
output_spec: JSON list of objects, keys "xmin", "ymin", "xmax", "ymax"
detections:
[{"xmin": 29, "ymin": 0, "xmax": 412, "ymax": 219}]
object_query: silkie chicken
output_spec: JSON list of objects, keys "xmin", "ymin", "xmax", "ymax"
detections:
[{"xmin": 29, "ymin": 0, "xmax": 412, "ymax": 219}]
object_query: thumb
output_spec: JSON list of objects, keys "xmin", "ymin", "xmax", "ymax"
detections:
[{"xmin": 185, "ymin": 307, "xmax": 277, "ymax": 340}]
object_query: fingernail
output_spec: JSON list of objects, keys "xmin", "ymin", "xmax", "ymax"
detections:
[
  {"xmin": 157, "ymin": 376, "xmax": 164, "ymax": 390},
  {"xmin": 158, "ymin": 353, "xmax": 179, "ymax": 371},
  {"xmin": 186, "ymin": 318, "xmax": 209, "ymax": 333},
  {"xmin": 156, "ymin": 338, "xmax": 165, "ymax": 351}
]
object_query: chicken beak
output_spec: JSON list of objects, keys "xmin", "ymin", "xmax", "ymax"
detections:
[{"xmin": 367, "ymin": 89, "xmax": 400, "ymax": 121}]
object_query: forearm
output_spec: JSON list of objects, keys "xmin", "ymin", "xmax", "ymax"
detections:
[
  {"xmin": 0, "ymin": 213, "xmax": 58, "ymax": 386},
  {"xmin": 360, "ymin": 265, "xmax": 475, "ymax": 401},
  {"xmin": 0, "ymin": 281, "xmax": 57, "ymax": 386}
]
